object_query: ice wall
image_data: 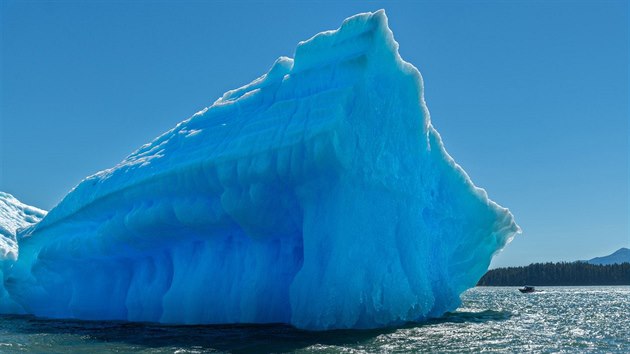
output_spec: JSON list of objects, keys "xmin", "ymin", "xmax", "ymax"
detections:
[{"xmin": 1, "ymin": 10, "xmax": 520, "ymax": 330}]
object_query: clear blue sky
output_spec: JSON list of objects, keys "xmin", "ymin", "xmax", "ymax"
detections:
[{"xmin": 1, "ymin": 1, "xmax": 627, "ymax": 267}]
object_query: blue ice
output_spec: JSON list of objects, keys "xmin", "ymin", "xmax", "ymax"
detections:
[{"xmin": 0, "ymin": 10, "xmax": 519, "ymax": 330}]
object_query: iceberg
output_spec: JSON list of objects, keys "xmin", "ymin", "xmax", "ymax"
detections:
[{"xmin": 0, "ymin": 10, "xmax": 519, "ymax": 330}]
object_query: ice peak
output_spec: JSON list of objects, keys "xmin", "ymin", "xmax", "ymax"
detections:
[
  {"xmin": 216, "ymin": 10, "xmax": 396, "ymax": 105},
  {"xmin": 293, "ymin": 10, "xmax": 398, "ymax": 73}
]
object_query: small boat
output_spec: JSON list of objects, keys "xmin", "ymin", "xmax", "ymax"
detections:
[{"xmin": 519, "ymin": 285, "xmax": 535, "ymax": 293}]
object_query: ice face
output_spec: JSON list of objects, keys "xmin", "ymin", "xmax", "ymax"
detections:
[{"xmin": 0, "ymin": 10, "xmax": 519, "ymax": 330}]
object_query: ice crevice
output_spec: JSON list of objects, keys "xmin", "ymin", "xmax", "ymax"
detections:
[{"xmin": 0, "ymin": 10, "xmax": 519, "ymax": 330}]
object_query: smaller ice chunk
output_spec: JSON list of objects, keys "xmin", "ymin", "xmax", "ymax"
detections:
[
  {"xmin": 0, "ymin": 192, "xmax": 46, "ymax": 261},
  {"xmin": 0, "ymin": 192, "xmax": 46, "ymax": 313}
]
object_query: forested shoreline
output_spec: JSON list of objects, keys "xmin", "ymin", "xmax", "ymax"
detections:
[{"xmin": 477, "ymin": 262, "xmax": 630, "ymax": 286}]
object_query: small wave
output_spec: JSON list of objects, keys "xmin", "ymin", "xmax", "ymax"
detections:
[{"xmin": 437, "ymin": 310, "xmax": 513, "ymax": 323}]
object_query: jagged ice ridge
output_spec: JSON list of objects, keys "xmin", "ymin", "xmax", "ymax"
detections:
[{"xmin": 0, "ymin": 10, "xmax": 520, "ymax": 330}]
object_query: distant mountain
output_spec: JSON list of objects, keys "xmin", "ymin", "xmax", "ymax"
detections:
[{"xmin": 587, "ymin": 248, "xmax": 630, "ymax": 265}]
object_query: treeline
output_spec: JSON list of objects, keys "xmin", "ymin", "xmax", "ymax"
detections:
[{"xmin": 477, "ymin": 262, "xmax": 630, "ymax": 286}]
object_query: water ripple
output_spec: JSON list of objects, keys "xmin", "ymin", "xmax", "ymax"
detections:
[{"xmin": 0, "ymin": 286, "xmax": 628, "ymax": 353}]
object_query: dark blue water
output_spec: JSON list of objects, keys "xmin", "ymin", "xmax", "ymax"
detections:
[{"xmin": 1, "ymin": 286, "xmax": 628, "ymax": 353}]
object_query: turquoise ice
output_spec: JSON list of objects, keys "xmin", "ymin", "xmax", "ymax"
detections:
[{"xmin": 0, "ymin": 10, "xmax": 519, "ymax": 330}]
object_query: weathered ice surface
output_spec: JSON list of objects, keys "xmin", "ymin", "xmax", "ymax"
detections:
[
  {"xmin": 0, "ymin": 10, "xmax": 519, "ymax": 330},
  {"xmin": 0, "ymin": 192, "xmax": 46, "ymax": 312},
  {"xmin": 0, "ymin": 192, "xmax": 46, "ymax": 261}
]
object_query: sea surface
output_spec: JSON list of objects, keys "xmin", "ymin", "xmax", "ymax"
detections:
[{"xmin": 0, "ymin": 286, "xmax": 627, "ymax": 353}]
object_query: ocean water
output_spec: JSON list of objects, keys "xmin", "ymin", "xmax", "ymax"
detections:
[{"xmin": 0, "ymin": 286, "xmax": 627, "ymax": 353}]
